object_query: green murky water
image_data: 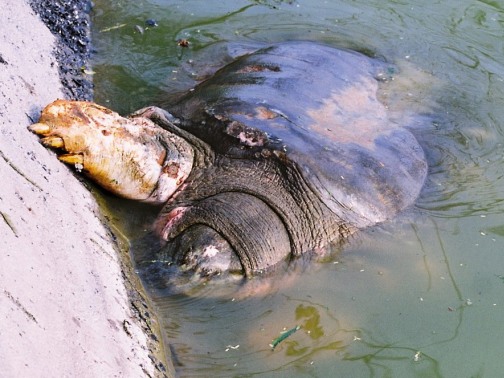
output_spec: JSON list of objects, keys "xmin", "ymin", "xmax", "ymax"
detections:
[{"xmin": 91, "ymin": 1, "xmax": 504, "ymax": 376}]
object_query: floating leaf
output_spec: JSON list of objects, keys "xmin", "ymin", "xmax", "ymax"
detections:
[{"xmin": 269, "ymin": 325, "xmax": 300, "ymax": 350}]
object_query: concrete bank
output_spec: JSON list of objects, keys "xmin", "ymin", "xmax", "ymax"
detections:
[{"xmin": 0, "ymin": 1, "xmax": 168, "ymax": 376}]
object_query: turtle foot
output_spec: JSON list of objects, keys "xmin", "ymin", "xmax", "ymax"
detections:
[{"xmin": 29, "ymin": 99, "xmax": 194, "ymax": 203}]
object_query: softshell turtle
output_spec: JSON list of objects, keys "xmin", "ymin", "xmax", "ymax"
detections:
[{"xmin": 29, "ymin": 42, "xmax": 427, "ymax": 279}]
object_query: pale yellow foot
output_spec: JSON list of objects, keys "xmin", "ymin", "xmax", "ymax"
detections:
[{"xmin": 29, "ymin": 99, "xmax": 194, "ymax": 203}]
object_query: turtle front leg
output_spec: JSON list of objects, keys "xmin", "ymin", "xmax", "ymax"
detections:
[{"xmin": 29, "ymin": 100, "xmax": 194, "ymax": 204}]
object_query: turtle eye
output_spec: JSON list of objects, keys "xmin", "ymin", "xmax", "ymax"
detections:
[{"xmin": 133, "ymin": 226, "xmax": 244, "ymax": 295}]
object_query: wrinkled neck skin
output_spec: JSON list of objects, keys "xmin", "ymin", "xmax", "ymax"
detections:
[
  {"xmin": 131, "ymin": 106, "xmax": 215, "ymax": 171},
  {"xmin": 137, "ymin": 107, "xmax": 352, "ymax": 281}
]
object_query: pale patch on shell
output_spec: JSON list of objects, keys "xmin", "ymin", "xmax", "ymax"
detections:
[{"xmin": 306, "ymin": 77, "xmax": 392, "ymax": 148}]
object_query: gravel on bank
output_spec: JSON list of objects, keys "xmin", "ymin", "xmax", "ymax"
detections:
[
  {"xmin": 29, "ymin": 0, "xmax": 93, "ymax": 100},
  {"xmin": 0, "ymin": 0, "xmax": 169, "ymax": 376}
]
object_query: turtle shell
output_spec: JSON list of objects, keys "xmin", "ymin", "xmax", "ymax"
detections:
[{"xmin": 168, "ymin": 42, "xmax": 427, "ymax": 227}]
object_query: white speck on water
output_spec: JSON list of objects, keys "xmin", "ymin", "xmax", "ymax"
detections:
[
  {"xmin": 414, "ymin": 351, "xmax": 421, "ymax": 362},
  {"xmin": 225, "ymin": 345, "xmax": 240, "ymax": 352}
]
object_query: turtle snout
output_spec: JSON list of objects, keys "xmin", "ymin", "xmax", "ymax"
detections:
[{"xmin": 159, "ymin": 224, "xmax": 245, "ymax": 280}]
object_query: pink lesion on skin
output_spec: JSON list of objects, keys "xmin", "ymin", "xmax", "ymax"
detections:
[
  {"xmin": 155, "ymin": 206, "xmax": 189, "ymax": 240},
  {"xmin": 162, "ymin": 162, "xmax": 180, "ymax": 178}
]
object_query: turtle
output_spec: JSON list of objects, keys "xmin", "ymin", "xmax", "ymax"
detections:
[{"xmin": 29, "ymin": 41, "xmax": 427, "ymax": 280}]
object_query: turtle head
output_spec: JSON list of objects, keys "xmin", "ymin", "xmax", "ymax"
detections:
[{"xmin": 29, "ymin": 100, "xmax": 194, "ymax": 204}]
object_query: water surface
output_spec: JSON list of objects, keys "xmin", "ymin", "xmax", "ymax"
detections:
[{"xmin": 91, "ymin": 1, "xmax": 504, "ymax": 376}]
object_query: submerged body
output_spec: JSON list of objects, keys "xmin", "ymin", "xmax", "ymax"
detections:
[{"xmin": 29, "ymin": 42, "xmax": 427, "ymax": 280}]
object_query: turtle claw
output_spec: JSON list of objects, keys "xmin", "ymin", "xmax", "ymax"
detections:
[
  {"xmin": 58, "ymin": 154, "xmax": 84, "ymax": 166},
  {"xmin": 28, "ymin": 122, "xmax": 50, "ymax": 135},
  {"xmin": 41, "ymin": 136, "xmax": 65, "ymax": 149}
]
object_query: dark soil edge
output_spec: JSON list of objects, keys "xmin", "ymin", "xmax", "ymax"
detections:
[{"xmin": 29, "ymin": 0, "xmax": 93, "ymax": 100}]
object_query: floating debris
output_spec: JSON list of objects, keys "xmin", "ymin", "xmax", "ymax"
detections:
[
  {"xmin": 100, "ymin": 23, "xmax": 127, "ymax": 32},
  {"xmin": 80, "ymin": 66, "xmax": 95, "ymax": 75},
  {"xmin": 225, "ymin": 344, "xmax": 240, "ymax": 352},
  {"xmin": 413, "ymin": 351, "xmax": 421, "ymax": 362},
  {"xmin": 269, "ymin": 325, "xmax": 300, "ymax": 350},
  {"xmin": 177, "ymin": 39, "xmax": 190, "ymax": 47},
  {"xmin": 145, "ymin": 19, "xmax": 158, "ymax": 27},
  {"xmin": 134, "ymin": 25, "xmax": 144, "ymax": 34}
]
